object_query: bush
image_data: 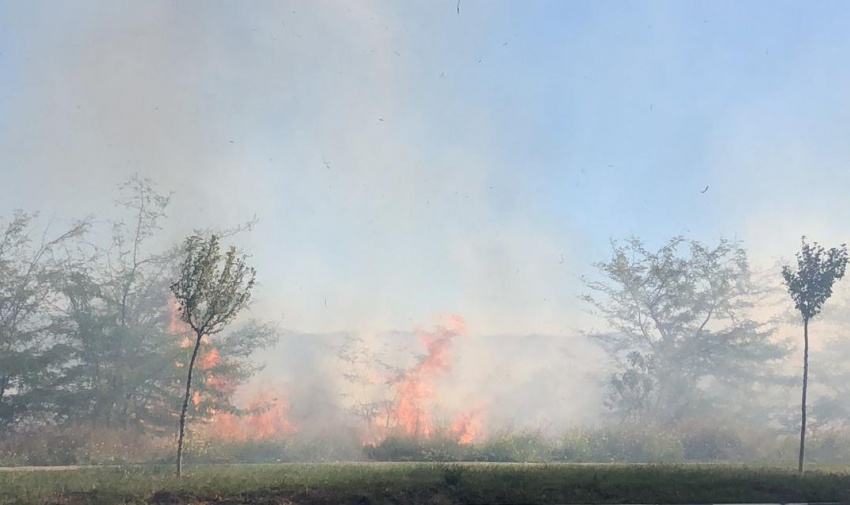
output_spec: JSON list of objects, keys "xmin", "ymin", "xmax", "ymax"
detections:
[
  {"xmin": 15, "ymin": 423, "xmax": 850, "ymax": 465},
  {"xmin": 557, "ymin": 426, "xmax": 684, "ymax": 462},
  {"xmin": 0, "ymin": 426, "xmax": 172, "ymax": 466},
  {"xmin": 365, "ymin": 427, "xmax": 683, "ymax": 463},
  {"xmin": 793, "ymin": 431, "xmax": 850, "ymax": 463},
  {"xmin": 185, "ymin": 432, "xmax": 362, "ymax": 463},
  {"xmin": 678, "ymin": 424, "xmax": 744, "ymax": 461},
  {"xmin": 478, "ymin": 429, "xmax": 555, "ymax": 462},
  {"xmin": 364, "ymin": 435, "xmax": 473, "ymax": 462}
]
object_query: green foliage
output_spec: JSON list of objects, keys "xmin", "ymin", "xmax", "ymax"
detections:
[
  {"xmin": 365, "ymin": 435, "xmax": 477, "ymax": 462},
  {"xmin": 0, "ymin": 210, "xmax": 88, "ymax": 429},
  {"xmin": 0, "ymin": 427, "xmax": 172, "ymax": 466},
  {"xmin": 480, "ymin": 429, "xmax": 557, "ymax": 462},
  {"xmin": 782, "ymin": 237, "xmax": 848, "ymax": 321},
  {"xmin": 170, "ymin": 234, "xmax": 256, "ymax": 337},
  {"xmin": 14, "ymin": 423, "xmax": 850, "ymax": 467},
  {"xmin": 170, "ymin": 232, "xmax": 257, "ymax": 477},
  {"xmin": 364, "ymin": 428, "xmax": 684, "ymax": 463},
  {"xmin": 7, "ymin": 463, "xmax": 850, "ymax": 505},
  {"xmin": 583, "ymin": 236, "xmax": 787, "ymax": 426},
  {"xmin": 183, "ymin": 433, "xmax": 362, "ymax": 464},
  {"xmin": 0, "ymin": 177, "xmax": 274, "ymax": 458},
  {"xmin": 782, "ymin": 237, "xmax": 848, "ymax": 472},
  {"xmin": 677, "ymin": 423, "xmax": 744, "ymax": 460},
  {"xmin": 557, "ymin": 426, "xmax": 685, "ymax": 462}
]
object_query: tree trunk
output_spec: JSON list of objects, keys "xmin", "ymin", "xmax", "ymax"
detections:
[
  {"xmin": 176, "ymin": 332, "xmax": 203, "ymax": 479},
  {"xmin": 799, "ymin": 317, "xmax": 809, "ymax": 474}
]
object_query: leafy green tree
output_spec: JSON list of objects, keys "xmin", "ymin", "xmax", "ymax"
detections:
[
  {"xmin": 50, "ymin": 178, "xmax": 275, "ymax": 436},
  {"xmin": 782, "ymin": 237, "xmax": 848, "ymax": 473},
  {"xmin": 0, "ymin": 211, "xmax": 88, "ymax": 429},
  {"xmin": 52, "ymin": 176, "xmax": 179, "ymax": 431},
  {"xmin": 583, "ymin": 237, "xmax": 787, "ymax": 426},
  {"xmin": 0, "ymin": 178, "xmax": 275, "ymax": 465},
  {"xmin": 170, "ymin": 234, "xmax": 256, "ymax": 478}
]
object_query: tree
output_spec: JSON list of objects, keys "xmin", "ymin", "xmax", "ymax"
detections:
[
  {"xmin": 0, "ymin": 211, "xmax": 88, "ymax": 429},
  {"xmin": 170, "ymin": 234, "xmax": 255, "ymax": 478},
  {"xmin": 799, "ymin": 298, "xmax": 850, "ymax": 434},
  {"xmin": 51, "ymin": 177, "xmax": 274, "ymax": 436},
  {"xmin": 582, "ymin": 237, "xmax": 787, "ymax": 426},
  {"xmin": 53, "ymin": 176, "xmax": 179, "ymax": 431},
  {"xmin": 781, "ymin": 237, "xmax": 848, "ymax": 473},
  {"xmin": 335, "ymin": 335, "xmax": 404, "ymax": 438}
]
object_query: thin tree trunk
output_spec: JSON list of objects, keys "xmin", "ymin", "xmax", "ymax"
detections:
[
  {"xmin": 176, "ymin": 332, "xmax": 202, "ymax": 479},
  {"xmin": 799, "ymin": 317, "xmax": 809, "ymax": 474}
]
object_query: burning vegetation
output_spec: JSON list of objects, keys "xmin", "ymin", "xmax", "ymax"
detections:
[
  {"xmin": 343, "ymin": 315, "xmax": 488, "ymax": 446},
  {"xmin": 168, "ymin": 289, "xmax": 295, "ymax": 446},
  {"xmin": 6, "ymin": 177, "xmax": 850, "ymax": 471},
  {"xmin": 202, "ymin": 394, "xmax": 296, "ymax": 441},
  {"xmin": 178, "ymin": 312, "xmax": 485, "ymax": 450}
]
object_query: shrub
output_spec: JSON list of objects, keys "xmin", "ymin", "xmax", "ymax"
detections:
[
  {"xmin": 678, "ymin": 424, "xmax": 744, "ymax": 461},
  {"xmin": 0, "ymin": 426, "xmax": 172, "ymax": 466},
  {"xmin": 558, "ymin": 426, "xmax": 684, "ymax": 462}
]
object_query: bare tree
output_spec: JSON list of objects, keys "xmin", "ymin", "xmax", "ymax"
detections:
[
  {"xmin": 170, "ymin": 234, "xmax": 255, "ymax": 478},
  {"xmin": 782, "ymin": 237, "xmax": 848, "ymax": 473}
]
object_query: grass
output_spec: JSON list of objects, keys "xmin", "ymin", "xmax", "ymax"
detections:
[{"xmin": 3, "ymin": 462, "xmax": 850, "ymax": 504}]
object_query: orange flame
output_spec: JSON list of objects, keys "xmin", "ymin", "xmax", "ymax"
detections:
[
  {"xmin": 199, "ymin": 347, "xmax": 220, "ymax": 369},
  {"xmin": 202, "ymin": 393, "xmax": 296, "ymax": 441},
  {"xmin": 450, "ymin": 408, "xmax": 484, "ymax": 444},
  {"xmin": 168, "ymin": 294, "xmax": 191, "ymax": 335},
  {"xmin": 367, "ymin": 316, "xmax": 467, "ymax": 442},
  {"xmin": 205, "ymin": 373, "xmax": 229, "ymax": 390},
  {"xmin": 168, "ymin": 294, "xmax": 211, "ymax": 345},
  {"xmin": 169, "ymin": 294, "xmax": 218, "ymax": 377}
]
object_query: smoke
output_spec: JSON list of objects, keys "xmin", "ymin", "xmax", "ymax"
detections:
[
  {"xmin": 0, "ymin": 1, "xmax": 589, "ymax": 336},
  {"xmin": 3, "ymin": 1, "xmax": 850, "ymax": 442}
]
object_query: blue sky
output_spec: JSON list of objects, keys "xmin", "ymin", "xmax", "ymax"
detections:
[{"xmin": 2, "ymin": 1, "xmax": 850, "ymax": 334}]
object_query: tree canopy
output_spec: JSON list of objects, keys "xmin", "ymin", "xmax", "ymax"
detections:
[{"xmin": 582, "ymin": 236, "xmax": 788, "ymax": 426}]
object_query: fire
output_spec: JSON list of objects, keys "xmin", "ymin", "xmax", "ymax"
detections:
[
  {"xmin": 202, "ymin": 393, "xmax": 296, "ymax": 441},
  {"xmin": 450, "ymin": 408, "xmax": 483, "ymax": 444},
  {"xmin": 168, "ymin": 294, "xmax": 191, "ymax": 335},
  {"xmin": 168, "ymin": 294, "xmax": 211, "ymax": 345},
  {"xmin": 199, "ymin": 347, "xmax": 220, "ymax": 369},
  {"xmin": 205, "ymin": 373, "xmax": 228, "ymax": 389},
  {"xmin": 169, "ymin": 293, "xmax": 219, "ymax": 370},
  {"xmin": 168, "ymin": 295, "xmax": 194, "ymax": 349},
  {"xmin": 168, "ymin": 294, "xmax": 223, "ymax": 408},
  {"xmin": 367, "ymin": 315, "xmax": 468, "ymax": 441}
]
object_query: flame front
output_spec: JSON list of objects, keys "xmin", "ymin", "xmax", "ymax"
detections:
[
  {"xmin": 450, "ymin": 408, "xmax": 483, "ymax": 444},
  {"xmin": 199, "ymin": 347, "xmax": 220, "ymax": 369},
  {"xmin": 170, "ymin": 297, "xmax": 479, "ymax": 445},
  {"xmin": 365, "ymin": 315, "xmax": 475, "ymax": 442},
  {"xmin": 168, "ymin": 294, "xmax": 223, "ymax": 409},
  {"xmin": 168, "ymin": 294, "xmax": 191, "ymax": 336},
  {"xmin": 202, "ymin": 393, "xmax": 296, "ymax": 441}
]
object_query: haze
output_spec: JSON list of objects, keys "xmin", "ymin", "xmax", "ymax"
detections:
[
  {"xmin": 4, "ymin": 1, "xmax": 850, "ymax": 469},
  {"xmin": 4, "ymin": 1, "xmax": 849, "ymax": 334}
]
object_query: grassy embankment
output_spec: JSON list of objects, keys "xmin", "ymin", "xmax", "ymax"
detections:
[{"xmin": 4, "ymin": 462, "xmax": 850, "ymax": 504}]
